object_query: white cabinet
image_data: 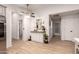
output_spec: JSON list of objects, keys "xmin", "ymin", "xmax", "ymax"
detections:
[
  {"xmin": 0, "ymin": 5, "xmax": 6, "ymax": 16},
  {"xmin": 31, "ymin": 31, "xmax": 44, "ymax": 43}
]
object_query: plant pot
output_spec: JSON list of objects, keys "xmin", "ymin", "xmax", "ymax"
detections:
[
  {"xmin": 28, "ymin": 39, "xmax": 31, "ymax": 41},
  {"xmin": 44, "ymin": 39, "xmax": 48, "ymax": 44},
  {"xmin": 28, "ymin": 36, "xmax": 31, "ymax": 41}
]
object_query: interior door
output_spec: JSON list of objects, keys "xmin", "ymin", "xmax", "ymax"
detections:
[{"xmin": 63, "ymin": 19, "xmax": 74, "ymax": 41}]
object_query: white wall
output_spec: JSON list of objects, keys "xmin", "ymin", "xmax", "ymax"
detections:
[
  {"xmin": 12, "ymin": 13, "xmax": 22, "ymax": 39},
  {"xmin": 22, "ymin": 15, "xmax": 31, "ymax": 41},
  {"xmin": 30, "ymin": 17, "xmax": 36, "ymax": 31},
  {"xmin": 61, "ymin": 14, "xmax": 79, "ymax": 41},
  {"xmin": 6, "ymin": 7, "xmax": 12, "ymax": 48}
]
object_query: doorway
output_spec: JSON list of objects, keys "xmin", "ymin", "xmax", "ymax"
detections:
[
  {"xmin": 53, "ymin": 20, "xmax": 61, "ymax": 36},
  {"xmin": 49, "ymin": 14, "xmax": 61, "ymax": 40},
  {"xmin": 12, "ymin": 12, "xmax": 23, "ymax": 41}
]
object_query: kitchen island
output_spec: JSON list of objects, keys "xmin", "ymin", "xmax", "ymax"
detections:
[{"xmin": 31, "ymin": 31, "xmax": 44, "ymax": 43}]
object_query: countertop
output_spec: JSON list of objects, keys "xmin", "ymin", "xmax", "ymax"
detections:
[{"xmin": 31, "ymin": 30, "xmax": 44, "ymax": 33}]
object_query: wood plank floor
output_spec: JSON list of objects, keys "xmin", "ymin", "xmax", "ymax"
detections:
[
  {"xmin": 7, "ymin": 37, "xmax": 75, "ymax": 54},
  {"xmin": 0, "ymin": 38, "xmax": 6, "ymax": 54}
]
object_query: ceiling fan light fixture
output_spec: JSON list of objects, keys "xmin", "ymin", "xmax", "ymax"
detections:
[
  {"xmin": 25, "ymin": 4, "xmax": 35, "ymax": 18},
  {"xmin": 26, "ymin": 15, "xmax": 30, "ymax": 18}
]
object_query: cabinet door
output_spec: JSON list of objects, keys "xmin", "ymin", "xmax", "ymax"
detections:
[{"xmin": 0, "ymin": 6, "xmax": 5, "ymax": 16}]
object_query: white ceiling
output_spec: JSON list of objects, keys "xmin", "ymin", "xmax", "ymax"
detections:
[
  {"xmin": 12, "ymin": 4, "xmax": 44, "ymax": 11},
  {"xmin": 12, "ymin": 4, "xmax": 59, "ymax": 11},
  {"xmin": 7, "ymin": 4, "xmax": 79, "ymax": 15}
]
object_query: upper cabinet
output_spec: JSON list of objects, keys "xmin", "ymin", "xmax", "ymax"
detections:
[
  {"xmin": 0, "ymin": 5, "xmax": 6, "ymax": 16},
  {"xmin": 0, "ymin": 5, "xmax": 6, "ymax": 23}
]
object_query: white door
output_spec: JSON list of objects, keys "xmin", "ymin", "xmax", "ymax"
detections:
[{"xmin": 63, "ymin": 19, "xmax": 74, "ymax": 41}]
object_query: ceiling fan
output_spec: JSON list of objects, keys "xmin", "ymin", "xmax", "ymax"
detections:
[{"xmin": 26, "ymin": 4, "xmax": 35, "ymax": 18}]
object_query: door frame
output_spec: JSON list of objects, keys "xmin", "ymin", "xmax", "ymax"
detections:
[{"xmin": 19, "ymin": 19, "xmax": 23, "ymax": 40}]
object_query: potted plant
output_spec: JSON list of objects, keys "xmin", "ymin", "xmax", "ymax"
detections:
[
  {"xmin": 28, "ymin": 36, "xmax": 31, "ymax": 41},
  {"xmin": 42, "ymin": 26, "xmax": 45, "ymax": 32},
  {"xmin": 43, "ymin": 31, "xmax": 48, "ymax": 44}
]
